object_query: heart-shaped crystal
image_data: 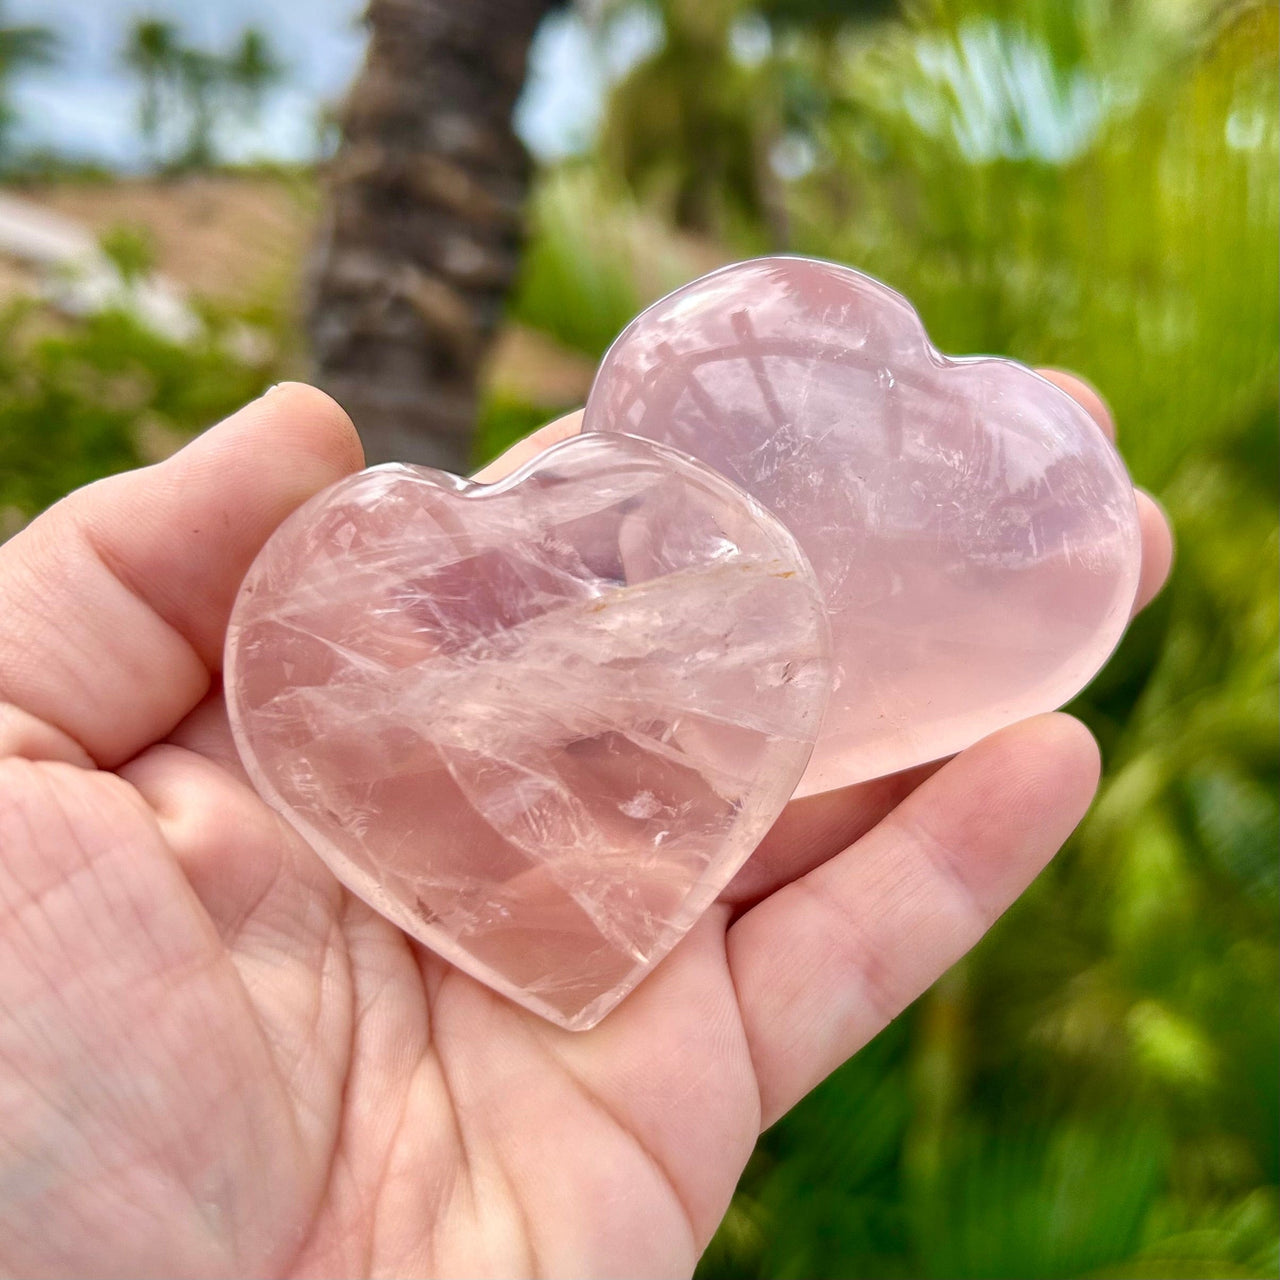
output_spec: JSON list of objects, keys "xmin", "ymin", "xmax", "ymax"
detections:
[
  {"xmin": 226, "ymin": 434, "xmax": 829, "ymax": 1029},
  {"xmin": 585, "ymin": 257, "xmax": 1142, "ymax": 794}
]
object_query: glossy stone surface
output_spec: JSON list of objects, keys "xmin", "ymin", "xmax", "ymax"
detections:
[
  {"xmin": 585, "ymin": 257, "xmax": 1142, "ymax": 794},
  {"xmin": 225, "ymin": 434, "xmax": 830, "ymax": 1030}
]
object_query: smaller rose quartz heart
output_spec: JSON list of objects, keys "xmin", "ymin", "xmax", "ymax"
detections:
[
  {"xmin": 586, "ymin": 257, "xmax": 1143, "ymax": 794},
  {"xmin": 226, "ymin": 434, "xmax": 830, "ymax": 1030}
]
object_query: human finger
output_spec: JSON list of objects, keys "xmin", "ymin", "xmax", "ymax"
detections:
[
  {"xmin": 164, "ymin": 687, "xmax": 247, "ymax": 781},
  {"xmin": 721, "ymin": 760, "xmax": 943, "ymax": 910},
  {"xmin": 0, "ymin": 703, "xmax": 96, "ymax": 767},
  {"xmin": 1134, "ymin": 490, "xmax": 1174, "ymax": 612},
  {"xmin": 1036, "ymin": 367, "xmax": 1173, "ymax": 610},
  {"xmin": 0, "ymin": 384, "xmax": 363, "ymax": 768},
  {"xmin": 471, "ymin": 409, "xmax": 584, "ymax": 482},
  {"xmin": 728, "ymin": 713, "xmax": 1099, "ymax": 1128},
  {"xmin": 1037, "ymin": 367, "xmax": 1116, "ymax": 440}
]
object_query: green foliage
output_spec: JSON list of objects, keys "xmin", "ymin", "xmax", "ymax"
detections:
[
  {"xmin": 0, "ymin": 1, "xmax": 57, "ymax": 167},
  {"xmin": 473, "ymin": 390, "xmax": 574, "ymax": 467},
  {"xmin": 123, "ymin": 16, "xmax": 178, "ymax": 156},
  {"xmin": 510, "ymin": 170, "xmax": 647, "ymax": 357},
  {"xmin": 601, "ymin": 2, "xmax": 762, "ymax": 234},
  {"xmin": 0, "ymin": 303, "xmax": 276, "ymax": 519},
  {"xmin": 121, "ymin": 16, "xmax": 285, "ymax": 171},
  {"xmin": 790, "ymin": 0, "xmax": 1279, "ymax": 491},
  {"xmin": 98, "ymin": 223, "xmax": 156, "ymax": 286},
  {"xmin": 227, "ymin": 28, "xmax": 285, "ymax": 118},
  {"xmin": 509, "ymin": 166, "xmax": 717, "ymax": 360},
  {"xmin": 599, "ymin": 0, "xmax": 906, "ymax": 240}
]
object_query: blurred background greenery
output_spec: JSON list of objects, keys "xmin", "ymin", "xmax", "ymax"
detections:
[{"xmin": 0, "ymin": 0, "xmax": 1275, "ymax": 1275}]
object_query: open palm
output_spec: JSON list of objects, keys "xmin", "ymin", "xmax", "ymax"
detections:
[{"xmin": 0, "ymin": 384, "xmax": 1170, "ymax": 1278}]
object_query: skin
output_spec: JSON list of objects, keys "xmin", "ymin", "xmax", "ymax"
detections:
[{"xmin": 0, "ymin": 381, "xmax": 1172, "ymax": 1278}]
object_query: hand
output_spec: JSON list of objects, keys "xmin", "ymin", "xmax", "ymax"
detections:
[{"xmin": 0, "ymin": 381, "xmax": 1171, "ymax": 1278}]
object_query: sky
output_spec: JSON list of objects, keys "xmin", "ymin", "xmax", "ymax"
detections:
[{"xmin": 3, "ymin": 0, "xmax": 638, "ymax": 167}]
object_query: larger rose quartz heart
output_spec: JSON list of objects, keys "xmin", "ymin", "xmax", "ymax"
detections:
[
  {"xmin": 585, "ymin": 257, "xmax": 1142, "ymax": 794},
  {"xmin": 226, "ymin": 434, "xmax": 829, "ymax": 1030}
]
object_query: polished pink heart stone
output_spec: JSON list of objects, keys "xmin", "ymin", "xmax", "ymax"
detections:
[
  {"xmin": 586, "ymin": 257, "xmax": 1143, "ymax": 794},
  {"xmin": 225, "ymin": 434, "xmax": 830, "ymax": 1030}
]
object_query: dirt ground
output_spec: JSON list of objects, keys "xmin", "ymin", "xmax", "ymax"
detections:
[
  {"xmin": 0, "ymin": 172, "xmax": 598, "ymax": 405},
  {"xmin": 14, "ymin": 173, "xmax": 316, "ymax": 309}
]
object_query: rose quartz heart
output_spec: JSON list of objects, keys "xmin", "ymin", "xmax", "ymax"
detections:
[
  {"xmin": 585, "ymin": 257, "xmax": 1142, "ymax": 795},
  {"xmin": 225, "ymin": 434, "xmax": 829, "ymax": 1030}
]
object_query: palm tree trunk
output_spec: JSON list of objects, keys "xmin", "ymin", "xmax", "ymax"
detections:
[{"xmin": 306, "ymin": 0, "xmax": 560, "ymax": 469}]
